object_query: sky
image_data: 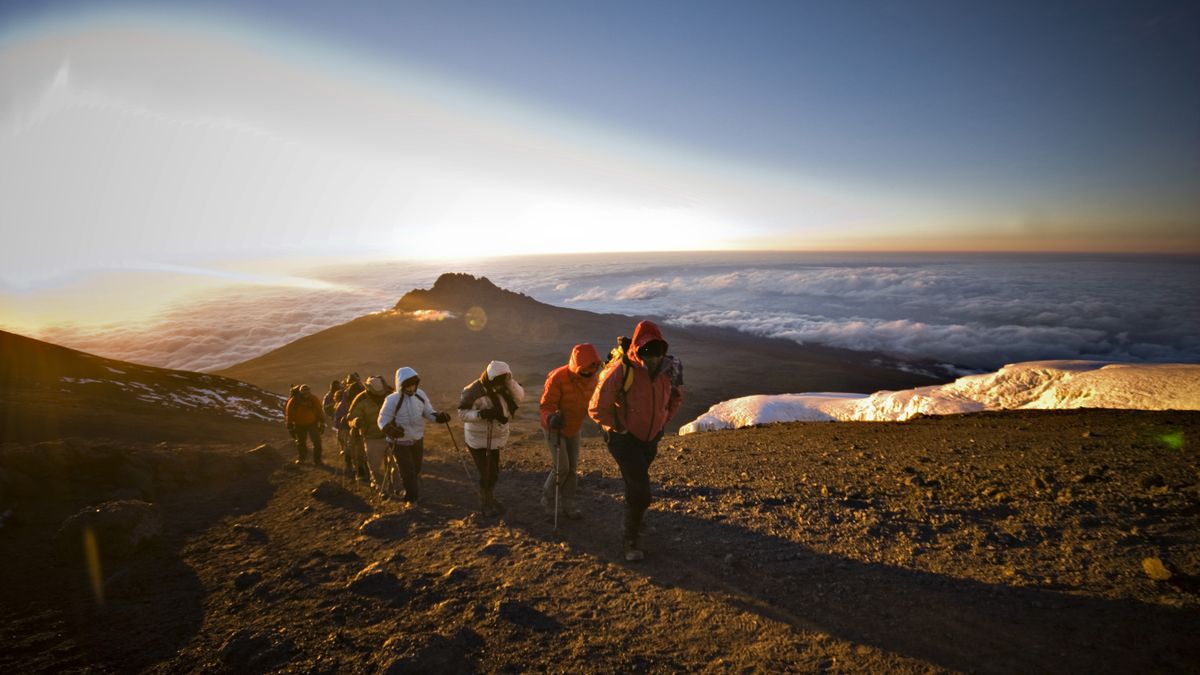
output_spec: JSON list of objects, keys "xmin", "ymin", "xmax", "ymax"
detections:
[{"xmin": 2, "ymin": 1, "xmax": 1199, "ymax": 321}]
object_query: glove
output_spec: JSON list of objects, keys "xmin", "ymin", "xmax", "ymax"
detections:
[
  {"xmin": 434, "ymin": 411, "xmax": 451, "ymax": 424},
  {"xmin": 479, "ymin": 408, "xmax": 508, "ymax": 424},
  {"xmin": 548, "ymin": 412, "xmax": 564, "ymax": 430},
  {"xmin": 383, "ymin": 422, "xmax": 404, "ymax": 438}
]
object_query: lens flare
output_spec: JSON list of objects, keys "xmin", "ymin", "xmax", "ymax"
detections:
[
  {"xmin": 83, "ymin": 525, "xmax": 105, "ymax": 606},
  {"xmin": 1157, "ymin": 430, "xmax": 1185, "ymax": 451},
  {"xmin": 465, "ymin": 306, "xmax": 488, "ymax": 332}
]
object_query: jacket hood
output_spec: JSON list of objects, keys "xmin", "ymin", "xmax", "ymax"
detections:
[
  {"xmin": 394, "ymin": 366, "xmax": 419, "ymax": 391},
  {"xmin": 568, "ymin": 343, "xmax": 602, "ymax": 375},
  {"xmin": 628, "ymin": 320, "xmax": 668, "ymax": 368}
]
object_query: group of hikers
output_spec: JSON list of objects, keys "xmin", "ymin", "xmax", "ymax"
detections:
[{"xmin": 283, "ymin": 319, "xmax": 683, "ymax": 561}]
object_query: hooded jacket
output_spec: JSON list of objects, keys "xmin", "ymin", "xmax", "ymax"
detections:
[
  {"xmin": 589, "ymin": 320, "xmax": 683, "ymax": 442},
  {"xmin": 458, "ymin": 360, "xmax": 525, "ymax": 450},
  {"xmin": 539, "ymin": 343, "xmax": 602, "ymax": 437},
  {"xmin": 377, "ymin": 367, "xmax": 438, "ymax": 443}
]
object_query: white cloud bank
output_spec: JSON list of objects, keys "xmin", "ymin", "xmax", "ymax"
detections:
[{"xmin": 679, "ymin": 360, "xmax": 1200, "ymax": 434}]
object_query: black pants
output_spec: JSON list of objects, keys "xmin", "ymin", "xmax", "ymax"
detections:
[
  {"xmin": 292, "ymin": 424, "xmax": 322, "ymax": 463},
  {"xmin": 468, "ymin": 446, "xmax": 501, "ymax": 490},
  {"xmin": 392, "ymin": 438, "xmax": 424, "ymax": 501},
  {"xmin": 606, "ymin": 431, "xmax": 659, "ymax": 541}
]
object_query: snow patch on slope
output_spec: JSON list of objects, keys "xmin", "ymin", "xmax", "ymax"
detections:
[{"xmin": 680, "ymin": 361, "xmax": 1200, "ymax": 434}]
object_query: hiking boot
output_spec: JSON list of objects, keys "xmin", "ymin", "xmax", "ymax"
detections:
[{"xmin": 623, "ymin": 538, "xmax": 644, "ymax": 562}]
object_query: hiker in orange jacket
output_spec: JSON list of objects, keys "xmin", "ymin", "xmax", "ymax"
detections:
[
  {"xmin": 589, "ymin": 320, "xmax": 683, "ymax": 561},
  {"xmin": 539, "ymin": 343, "xmax": 603, "ymax": 520},
  {"xmin": 285, "ymin": 383, "xmax": 326, "ymax": 465}
]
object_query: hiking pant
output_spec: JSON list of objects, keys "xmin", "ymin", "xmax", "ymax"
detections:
[
  {"xmin": 468, "ymin": 446, "xmax": 501, "ymax": 490},
  {"xmin": 392, "ymin": 438, "xmax": 424, "ymax": 502},
  {"xmin": 364, "ymin": 437, "xmax": 390, "ymax": 489},
  {"xmin": 292, "ymin": 424, "xmax": 322, "ymax": 463},
  {"xmin": 606, "ymin": 431, "xmax": 659, "ymax": 541},
  {"xmin": 343, "ymin": 430, "xmax": 367, "ymax": 479},
  {"xmin": 543, "ymin": 430, "xmax": 580, "ymax": 511}
]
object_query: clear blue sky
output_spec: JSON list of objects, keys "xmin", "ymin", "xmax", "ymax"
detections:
[{"xmin": 1, "ymin": 0, "xmax": 1198, "ymax": 294}]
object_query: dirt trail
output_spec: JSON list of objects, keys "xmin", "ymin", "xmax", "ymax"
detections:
[{"xmin": 2, "ymin": 409, "xmax": 1198, "ymax": 672}]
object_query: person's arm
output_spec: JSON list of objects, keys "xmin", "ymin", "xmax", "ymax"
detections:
[
  {"xmin": 377, "ymin": 394, "xmax": 398, "ymax": 432},
  {"xmin": 588, "ymin": 366, "xmax": 620, "ymax": 432},
  {"xmin": 539, "ymin": 371, "xmax": 559, "ymax": 428},
  {"xmin": 420, "ymin": 391, "xmax": 438, "ymax": 422}
]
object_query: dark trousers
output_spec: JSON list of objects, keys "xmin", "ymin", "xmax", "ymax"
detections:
[
  {"xmin": 392, "ymin": 438, "xmax": 424, "ymax": 501},
  {"xmin": 468, "ymin": 447, "xmax": 501, "ymax": 490},
  {"xmin": 606, "ymin": 431, "xmax": 659, "ymax": 541},
  {"xmin": 292, "ymin": 424, "xmax": 322, "ymax": 463}
]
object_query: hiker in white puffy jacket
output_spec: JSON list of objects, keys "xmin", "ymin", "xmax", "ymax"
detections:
[
  {"xmin": 377, "ymin": 367, "xmax": 451, "ymax": 503},
  {"xmin": 458, "ymin": 360, "xmax": 524, "ymax": 516}
]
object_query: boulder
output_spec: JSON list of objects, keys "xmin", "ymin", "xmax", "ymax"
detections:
[
  {"xmin": 347, "ymin": 562, "xmax": 406, "ymax": 603},
  {"xmin": 57, "ymin": 500, "xmax": 164, "ymax": 558},
  {"xmin": 359, "ymin": 513, "xmax": 412, "ymax": 539}
]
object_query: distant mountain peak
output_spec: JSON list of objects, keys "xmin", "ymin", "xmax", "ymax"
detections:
[{"xmin": 393, "ymin": 273, "xmax": 538, "ymax": 312}]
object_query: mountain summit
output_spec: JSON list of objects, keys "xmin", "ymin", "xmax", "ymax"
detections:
[{"xmin": 394, "ymin": 273, "xmax": 540, "ymax": 313}]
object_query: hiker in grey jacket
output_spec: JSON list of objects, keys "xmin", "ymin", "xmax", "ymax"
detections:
[
  {"xmin": 377, "ymin": 367, "xmax": 450, "ymax": 503},
  {"xmin": 458, "ymin": 360, "xmax": 524, "ymax": 516}
]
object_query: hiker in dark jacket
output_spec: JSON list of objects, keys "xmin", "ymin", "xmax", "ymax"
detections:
[
  {"xmin": 323, "ymin": 380, "xmax": 339, "ymax": 421},
  {"xmin": 589, "ymin": 320, "xmax": 683, "ymax": 561},
  {"xmin": 334, "ymin": 374, "xmax": 366, "ymax": 480},
  {"xmin": 285, "ymin": 383, "xmax": 326, "ymax": 465},
  {"xmin": 458, "ymin": 361, "xmax": 524, "ymax": 516},
  {"xmin": 539, "ymin": 343, "xmax": 603, "ymax": 520},
  {"xmin": 377, "ymin": 366, "xmax": 451, "ymax": 503}
]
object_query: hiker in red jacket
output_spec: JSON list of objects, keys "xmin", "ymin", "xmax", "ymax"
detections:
[
  {"xmin": 539, "ymin": 343, "xmax": 603, "ymax": 521},
  {"xmin": 285, "ymin": 383, "xmax": 326, "ymax": 465},
  {"xmin": 589, "ymin": 320, "xmax": 683, "ymax": 561}
]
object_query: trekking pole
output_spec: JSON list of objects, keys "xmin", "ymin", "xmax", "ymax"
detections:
[
  {"xmin": 443, "ymin": 421, "xmax": 477, "ymax": 484},
  {"xmin": 553, "ymin": 430, "xmax": 562, "ymax": 532}
]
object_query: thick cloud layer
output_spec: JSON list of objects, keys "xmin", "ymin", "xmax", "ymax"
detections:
[{"xmin": 28, "ymin": 253, "xmax": 1200, "ymax": 373}]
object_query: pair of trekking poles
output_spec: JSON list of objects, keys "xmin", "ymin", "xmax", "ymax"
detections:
[{"xmin": 441, "ymin": 420, "xmax": 569, "ymax": 531}]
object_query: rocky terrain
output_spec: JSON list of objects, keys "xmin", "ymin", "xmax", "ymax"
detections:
[{"xmin": 2, "ymin": 408, "xmax": 1197, "ymax": 673}]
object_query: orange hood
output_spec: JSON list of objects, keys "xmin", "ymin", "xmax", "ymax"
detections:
[
  {"xmin": 628, "ymin": 320, "xmax": 668, "ymax": 368},
  {"xmin": 568, "ymin": 343, "xmax": 602, "ymax": 374}
]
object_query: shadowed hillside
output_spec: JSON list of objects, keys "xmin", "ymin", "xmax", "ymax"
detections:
[
  {"xmin": 0, "ymin": 330, "xmax": 283, "ymax": 443},
  {"xmin": 218, "ymin": 273, "xmax": 947, "ymax": 431}
]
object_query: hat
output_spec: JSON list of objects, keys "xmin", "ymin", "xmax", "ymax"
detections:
[
  {"xmin": 366, "ymin": 376, "xmax": 386, "ymax": 395},
  {"xmin": 485, "ymin": 360, "xmax": 511, "ymax": 380},
  {"xmin": 298, "ymin": 383, "xmax": 311, "ymax": 393}
]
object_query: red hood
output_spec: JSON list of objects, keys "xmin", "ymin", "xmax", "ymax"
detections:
[
  {"xmin": 628, "ymin": 320, "xmax": 667, "ymax": 368},
  {"xmin": 568, "ymin": 343, "xmax": 602, "ymax": 374}
]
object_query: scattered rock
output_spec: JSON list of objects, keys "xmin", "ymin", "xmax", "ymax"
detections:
[
  {"xmin": 234, "ymin": 569, "xmax": 263, "ymax": 590},
  {"xmin": 1142, "ymin": 557, "xmax": 1173, "ymax": 581},
  {"xmin": 56, "ymin": 500, "xmax": 163, "ymax": 558},
  {"xmin": 245, "ymin": 444, "xmax": 279, "ymax": 462},
  {"xmin": 347, "ymin": 562, "xmax": 406, "ymax": 602},
  {"xmin": 311, "ymin": 481, "xmax": 346, "ymax": 500},
  {"xmin": 218, "ymin": 629, "xmax": 294, "ymax": 671},
  {"xmin": 496, "ymin": 599, "xmax": 562, "ymax": 632},
  {"xmin": 382, "ymin": 627, "xmax": 483, "ymax": 673},
  {"xmin": 479, "ymin": 539, "xmax": 511, "ymax": 558},
  {"xmin": 359, "ymin": 513, "xmax": 412, "ymax": 539}
]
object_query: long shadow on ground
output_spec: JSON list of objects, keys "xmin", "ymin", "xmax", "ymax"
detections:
[
  {"xmin": 0, "ymin": 446, "xmax": 281, "ymax": 673},
  {"xmin": 423, "ymin": 454, "xmax": 1200, "ymax": 674}
]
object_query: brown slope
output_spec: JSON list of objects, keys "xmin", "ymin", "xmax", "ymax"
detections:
[
  {"xmin": 4, "ymin": 409, "xmax": 1196, "ymax": 672},
  {"xmin": 217, "ymin": 273, "xmax": 946, "ymax": 430},
  {"xmin": 0, "ymin": 329, "xmax": 283, "ymax": 443}
]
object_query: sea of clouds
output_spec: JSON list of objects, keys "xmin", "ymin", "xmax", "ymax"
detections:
[{"xmin": 28, "ymin": 252, "xmax": 1200, "ymax": 375}]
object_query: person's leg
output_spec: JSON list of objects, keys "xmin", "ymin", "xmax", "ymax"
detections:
[
  {"xmin": 469, "ymin": 447, "xmax": 491, "ymax": 514},
  {"xmin": 309, "ymin": 426, "xmax": 323, "ymax": 465},
  {"xmin": 485, "ymin": 449, "xmax": 504, "ymax": 514},
  {"xmin": 395, "ymin": 440, "xmax": 421, "ymax": 502},
  {"xmin": 364, "ymin": 437, "xmax": 388, "ymax": 490},
  {"xmin": 292, "ymin": 426, "xmax": 308, "ymax": 463},
  {"xmin": 541, "ymin": 429, "xmax": 560, "ymax": 512},
  {"xmin": 562, "ymin": 434, "xmax": 581, "ymax": 517},
  {"xmin": 606, "ymin": 432, "xmax": 652, "ymax": 557}
]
